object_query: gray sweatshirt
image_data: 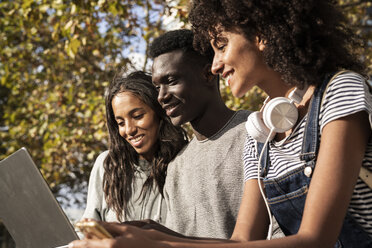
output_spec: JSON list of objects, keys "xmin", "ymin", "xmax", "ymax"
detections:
[{"xmin": 163, "ymin": 110, "xmax": 250, "ymax": 238}]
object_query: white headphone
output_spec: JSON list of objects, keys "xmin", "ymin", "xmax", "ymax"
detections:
[
  {"xmin": 245, "ymin": 86, "xmax": 308, "ymax": 143},
  {"xmin": 245, "ymin": 86, "xmax": 308, "ymax": 240}
]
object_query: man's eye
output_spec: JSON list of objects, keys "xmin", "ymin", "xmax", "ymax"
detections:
[{"xmin": 168, "ymin": 78, "xmax": 178, "ymax": 86}]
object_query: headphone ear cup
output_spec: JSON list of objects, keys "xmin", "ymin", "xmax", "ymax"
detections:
[
  {"xmin": 262, "ymin": 97, "xmax": 298, "ymax": 133},
  {"xmin": 246, "ymin": 112, "xmax": 275, "ymax": 143}
]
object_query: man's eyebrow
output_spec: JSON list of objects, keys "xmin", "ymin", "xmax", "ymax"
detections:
[{"xmin": 153, "ymin": 73, "xmax": 178, "ymax": 84}]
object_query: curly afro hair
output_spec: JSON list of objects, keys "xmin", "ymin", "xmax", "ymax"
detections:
[
  {"xmin": 189, "ymin": 0, "xmax": 366, "ymax": 88},
  {"xmin": 149, "ymin": 29, "xmax": 214, "ymax": 62}
]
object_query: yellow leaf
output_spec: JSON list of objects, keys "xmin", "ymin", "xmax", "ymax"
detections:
[
  {"xmin": 82, "ymin": 37, "xmax": 87, "ymax": 46},
  {"xmin": 71, "ymin": 4, "xmax": 77, "ymax": 14},
  {"xmin": 64, "ymin": 20, "xmax": 73, "ymax": 30},
  {"xmin": 23, "ymin": 8, "xmax": 31, "ymax": 18},
  {"xmin": 92, "ymin": 49, "xmax": 100, "ymax": 57},
  {"xmin": 70, "ymin": 38, "xmax": 81, "ymax": 53},
  {"xmin": 26, "ymin": 43, "xmax": 33, "ymax": 51},
  {"xmin": 67, "ymin": 47, "xmax": 75, "ymax": 59},
  {"xmin": 30, "ymin": 27, "xmax": 37, "ymax": 35},
  {"xmin": 39, "ymin": 4, "xmax": 49, "ymax": 13},
  {"xmin": 98, "ymin": 0, "xmax": 106, "ymax": 7},
  {"xmin": 87, "ymin": 151, "xmax": 95, "ymax": 160}
]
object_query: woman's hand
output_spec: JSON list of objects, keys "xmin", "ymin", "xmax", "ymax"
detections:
[
  {"xmin": 124, "ymin": 219, "xmax": 186, "ymax": 238},
  {"xmin": 70, "ymin": 223, "xmax": 170, "ymax": 248},
  {"xmin": 69, "ymin": 238, "xmax": 116, "ymax": 248}
]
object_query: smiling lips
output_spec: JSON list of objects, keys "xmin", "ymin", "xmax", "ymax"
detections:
[
  {"xmin": 163, "ymin": 102, "xmax": 180, "ymax": 117},
  {"xmin": 129, "ymin": 134, "xmax": 144, "ymax": 147},
  {"xmin": 222, "ymin": 71, "xmax": 233, "ymax": 86},
  {"xmin": 226, "ymin": 74, "xmax": 232, "ymax": 86}
]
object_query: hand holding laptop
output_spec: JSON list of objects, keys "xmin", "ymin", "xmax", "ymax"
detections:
[{"xmin": 75, "ymin": 219, "xmax": 112, "ymax": 239}]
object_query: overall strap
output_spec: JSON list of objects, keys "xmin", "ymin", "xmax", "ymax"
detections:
[
  {"xmin": 300, "ymin": 71, "xmax": 351, "ymax": 162},
  {"xmin": 299, "ymin": 75, "xmax": 330, "ymax": 161},
  {"xmin": 257, "ymin": 141, "xmax": 270, "ymax": 177}
]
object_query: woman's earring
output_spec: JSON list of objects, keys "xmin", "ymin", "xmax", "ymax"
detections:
[{"xmin": 256, "ymin": 36, "xmax": 266, "ymax": 51}]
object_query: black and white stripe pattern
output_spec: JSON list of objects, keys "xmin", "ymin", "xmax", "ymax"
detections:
[{"xmin": 243, "ymin": 71, "xmax": 372, "ymax": 236}]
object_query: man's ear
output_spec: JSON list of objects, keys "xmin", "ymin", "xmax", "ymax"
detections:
[{"xmin": 255, "ymin": 36, "xmax": 266, "ymax": 51}]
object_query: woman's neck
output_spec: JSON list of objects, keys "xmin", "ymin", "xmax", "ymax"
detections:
[{"xmin": 258, "ymin": 70, "xmax": 291, "ymax": 98}]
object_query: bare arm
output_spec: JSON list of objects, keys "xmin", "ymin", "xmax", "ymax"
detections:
[
  {"xmin": 295, "ymin": 111, "xmax": 371, "ymax": 246},
  {"xmin": 230, "ymin": 179, "xmax": 270, "ymax": 242},
  {"xmin": 70, "ymin": 111, "xmax": 371, "ymax": 248}
]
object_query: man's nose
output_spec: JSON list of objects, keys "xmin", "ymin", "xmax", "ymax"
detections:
[{"xmin": 157, "ymin": 85, "xmax": 170, "ymax": 104}]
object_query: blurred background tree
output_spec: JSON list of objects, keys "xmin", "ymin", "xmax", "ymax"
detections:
[
  {"xmin": 340, "ymin": 0, "xmax": 372, "ymax": 74},
  {"xmin": 0, "ymin": 0, "xmax": 173, "ymax": 207},
  {"xmin": 0, "ymin": 0, "xmax": 371, "ymax": 208}
]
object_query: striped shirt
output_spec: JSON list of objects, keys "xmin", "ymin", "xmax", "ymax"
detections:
[{"xmin": 243, "ymin": 72, "xmax": 372, "ymax": 236}]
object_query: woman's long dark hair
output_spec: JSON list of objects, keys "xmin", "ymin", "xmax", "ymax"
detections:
[
  {"xmin": 190, "ymin": 0, "xmax": 367, "ymax": 88},
  {"xmin": 103, "ymin": 70, "xmax": 188, "ymax": 221}
]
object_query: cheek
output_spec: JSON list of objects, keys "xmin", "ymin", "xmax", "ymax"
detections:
[
  {"xmin": 143, "ymin": 125, "xmax": 159, "ymax": 150},
  {"xmin": 143, "ymin": 115, "xmax": 160, "ymax": 136},
  {"xmin": 150, "ymin": 127, "xmax": 159, "ymax": 143},
  {"xmin": 166, "ymin": 87, "xmax": 180, "ymax": 99},
  {"xmin": 224, "ymin": 45, "xmax": 242, "ymax": 63},
  {"xmin": 171, "ymin": 81, "xmax": 188, "ymax": 96},
  {"xmin": 118, "ymin": 127, "xmax": 126, "ymax": 139},
  {"xmin": 150, "ymin": 119, "xmax": 160, "ymax": 137}
]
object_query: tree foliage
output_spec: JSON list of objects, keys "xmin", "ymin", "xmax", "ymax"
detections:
[
  {"xmin": 0, "ymin": 0, "xmax": 170, "ymax": 206},
  {"xmin": 339, "ymin": 0, "xmax": 372, "ymax": 74},
  {"xmin": 0, "ymin": 0, "xmax": 370, "ymax": 207}
]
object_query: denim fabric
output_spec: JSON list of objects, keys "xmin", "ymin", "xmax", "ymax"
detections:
[{"xmin": 257, "ymin": 74, "xmax": 372, "ymax": 247}]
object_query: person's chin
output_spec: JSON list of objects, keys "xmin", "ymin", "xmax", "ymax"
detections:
[
  {"xmin": 231, "ymin": 86, "xmax": 248, "ymax": 98},
  {"xmin": 170, "ymin": 115, "xmax": 186, "ymax": 127}
]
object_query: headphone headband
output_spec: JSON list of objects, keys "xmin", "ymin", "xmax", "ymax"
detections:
[{"xmin": 288, "ymin": 86, "xmax": 308, "ymax": 104}]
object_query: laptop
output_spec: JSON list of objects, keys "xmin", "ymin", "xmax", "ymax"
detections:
[{"xmin": 0, "ymin": 147, "xmax": 79, "ymax": 248}]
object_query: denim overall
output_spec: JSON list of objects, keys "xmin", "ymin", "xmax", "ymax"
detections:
[{"xmin": 257, "ymin": 75, "xmax": 372, "ymax": 247}]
